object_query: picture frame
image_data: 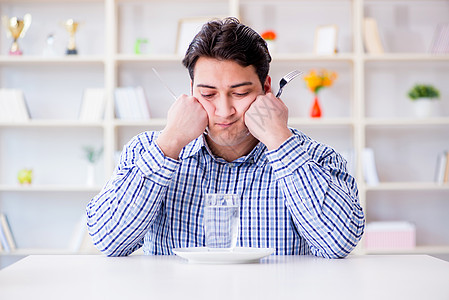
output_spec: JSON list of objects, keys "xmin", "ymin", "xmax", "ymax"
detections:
[
  {"xmin": 175, "ymin": 17, "xmax": 220, "ymax": 56},
  {"xmin": 314, "ymin": 25, "xmax": 338, "ymax": 55}
]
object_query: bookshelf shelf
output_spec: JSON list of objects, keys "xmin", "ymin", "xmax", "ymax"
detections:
[
  {"xmin": 364, "ymin": 246, "xmax": 449, "ymax": 255},
  {"xmin": 288, "ymin": 117, "xmax": 354, "ymax": 126},
  {"xmin": 364, "ymin": 118, "xmax": 449, "ymax": 126},
  {"xmin": 0, "ymin": 0, "xmax": 448, "ymax": 261},
  {"xmin": 113, "ymin": 118, "xmax": 167, "ymax": 127},
  {"xmin": 0, "ymin": 185, "xmax": 102, "ymax": 193},
  {"xmin": 116, "ymin": 54, "xmax": 182, "ymax": 62},
  {"xmin": 0, "ymin": 0, "xmax": 104, "ymax": 3},
  {"xmin": 0, "ymin": 247, "xmax": 102, "ymax": 256},
  {"xmin": 365, "ymin": 182, "xmax": 449, "ymax": 191},
  {"xmin": 0, "ymin": 56, "xmax": 105, "ymax": 65},
  {"xmin": 363, "ymin": 53, "xmax": 449, "ymax": 62},
  {"xmin": 0, "ymin": 249, "xmax": 74, "ymax": 255},
  {"xmin": 0, "ymin": 120, "xmax": 106, "ymax": 128},
  {"xmin": 272, "ymin": 53, "xmax": 355, "ymax": 62},
  {"xmin": 116, "ymin": 53, "xmax": 358, "ymax": 63}
]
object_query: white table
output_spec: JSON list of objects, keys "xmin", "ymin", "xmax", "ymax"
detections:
[{"xmin": 0, "ymin": 254, "xmax": 448, "ymax": 300}]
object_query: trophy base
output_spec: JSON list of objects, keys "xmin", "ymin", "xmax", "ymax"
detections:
[
  {"xmin": 66, "ymin": 49, "xmax": 78, "ymax": 55},
  {"xmin": 9, "ymin": 49, "xmax": 23, "ymax": 56}
]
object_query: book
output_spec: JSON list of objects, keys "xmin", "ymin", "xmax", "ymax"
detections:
[
  {"xmin": 14, "ymin": 90, "xmax": 30, "ymax": 121},
  {"xmin": 114, "ymin": 87, "xmax": 133, "ymax": 119},
  {"xmin": 0, "ymin": 89, "xmax": 17, "ymax": 122},
  {"xmin": 79, "ymin": 88, "xmax": 106, "ymax": 121},
  {"xmin": 115, "ymin": 87, "xmax": 151, "ymax": 120},
  {"xmin": 363, "ymin": 18, "xmax": 384, "ymax": 54},
  {"xmin": 363, "ymin": 148, "xmax": 379, "ymax": 185},
  {"xmin": 444, "ymin": 151, "xmax": 449, "ymax": 184},
  {"xmin": 0, "ymin": 92, "xmax": 9, "ymax": 121},
  {"xmin": 0, "ymin": 225, "xmax": 9, "ymax": 252},
  {"xmin": 429, "ymin": 23, "xmax": 449, "ymax": 54},
  {"xmin": 0, "ymin": 89, "xmax": 30, "ymax": 122},
  {"xmin": 0, "ymin": 213, "xmax": 16, "ymax": 252},
  {"xmin": 135, "ymin": 86, "xmax": 151, "ymax": 119},
  {"xmin": 434, "ymin": 151, "xmax": 448, "ymax": 184}
]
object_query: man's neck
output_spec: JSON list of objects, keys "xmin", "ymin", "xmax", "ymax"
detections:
[{"xmin": 205, "ymin": 135, "xmax": 259, "ymax": 162}]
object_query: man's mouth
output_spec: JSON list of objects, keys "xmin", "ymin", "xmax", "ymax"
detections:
[{"xmin": 215, "ymin": 120, "xmax": 237, "ymax": 128}]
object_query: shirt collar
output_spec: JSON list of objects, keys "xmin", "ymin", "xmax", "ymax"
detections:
[
  {"xmin": 178, "ymin": 134, "xmax": 205, "ymax": 160},
  {"xmin": 179, "ymin": 134, "xmax": 267, "ymax": 166}
]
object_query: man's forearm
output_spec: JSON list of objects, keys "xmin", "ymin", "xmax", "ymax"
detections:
[
  {"xmin": 86, "ymin": 166, "xmax": 166, "ymax": 256},
  {"xmin": 86, "ymin": 132, "xmax": 180, "ymax": 256},
  {"xmin": 266, "ymin": 132, "xmax": 365, "ymax": 258},
  {"xmin": 280, "ymin": 163, "xmax": 365, "ymax": 258}
]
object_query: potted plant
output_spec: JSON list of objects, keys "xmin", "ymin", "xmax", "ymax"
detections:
[
  {"xmin": 83, "ymin": 146, "xmax": 103, "ymax": 186},
  {"xmin": 407, "ymin": 84, "xmax": 440, "ymax": 118},
  {"xmin": 303, "ymin": 69, "xmax": 338, "ymax": 118}
]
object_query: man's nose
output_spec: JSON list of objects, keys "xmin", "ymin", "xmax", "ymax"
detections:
[{"xmin": 214, "ymin": 96, "xmax": 235, "ymax": 117}]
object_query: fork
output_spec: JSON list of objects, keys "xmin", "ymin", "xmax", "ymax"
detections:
[{"xmin": 275, "ymin": 70, "xmax": 303, "ymax": 98}]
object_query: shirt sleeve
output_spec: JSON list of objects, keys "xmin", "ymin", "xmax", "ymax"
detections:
[
  {"xmin": 86, "ymin": 131, "xmax": 180, "ymax": 256},
  {"xmin": 265, "ymin": 132, "xmax": 365, "ymax": 258}
]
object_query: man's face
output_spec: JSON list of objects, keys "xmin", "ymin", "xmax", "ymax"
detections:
[{"xmin": 192, "ymin": 57, "xmax": 271, "ymax": 148}]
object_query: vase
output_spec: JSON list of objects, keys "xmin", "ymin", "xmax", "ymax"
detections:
[
  {"xmin": 411, "ymin": 98, "xmax": 436, "ymax": 118},
  {"xmin": 86, "ymin": 163, "xmax": 95, "ymax": 186},
  {"xmin": 310, "ymin": 95, "xmax": 322, "ymax": 118},
  {"xmin": 265, "ymin": 40, "xmax": 276, "ymax": 54}
]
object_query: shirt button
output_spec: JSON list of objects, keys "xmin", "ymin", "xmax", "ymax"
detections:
[{"xmin": 228, "ymin": 163, "xmax": 234, "ymax": 168}]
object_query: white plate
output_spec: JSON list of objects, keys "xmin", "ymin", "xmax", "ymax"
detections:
[{"xmin": 172, "ymin": 247, "xmax": 275, "ymax": 264}]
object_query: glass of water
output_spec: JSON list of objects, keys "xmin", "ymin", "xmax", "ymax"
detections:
[{"xmin": 204, "ymin": 193, "xmax": 240, "ymax": 250}]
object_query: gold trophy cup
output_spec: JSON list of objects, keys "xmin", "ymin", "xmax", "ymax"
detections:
[
  {"xmin": 2, "ymin": 14, "xmax": 32, "ymax": 55},
  {"xmin": 64, "ymin": 19, "xmax": 79, "ymax": 55}
]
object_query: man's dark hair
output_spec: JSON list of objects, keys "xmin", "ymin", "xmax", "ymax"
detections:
[{"xmin": 182, "ymin": 17, "xmax": 271, "ymax": 87}]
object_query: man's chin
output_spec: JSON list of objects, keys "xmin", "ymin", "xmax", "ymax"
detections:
[{"xmin": 206, "ymin": 129, "xmax": 251, "ymax": 147}]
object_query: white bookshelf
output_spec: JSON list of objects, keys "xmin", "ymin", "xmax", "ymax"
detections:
[{"xmin": 0, "ymin": 0, "xmax": 448, "ymax": 261}]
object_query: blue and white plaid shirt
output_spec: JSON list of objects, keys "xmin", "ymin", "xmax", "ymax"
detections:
[{"xmin": 87, "ymin": 128, "xmax": 365, "ymax": 258}]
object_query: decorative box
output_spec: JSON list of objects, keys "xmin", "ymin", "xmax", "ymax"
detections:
[{"xmin": 364, "ymin": 221, "xmax": 416, "ymax": 250}]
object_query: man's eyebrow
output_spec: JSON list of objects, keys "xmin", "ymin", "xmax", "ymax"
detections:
[
  {"xmin": 230, "ymin": 82, "xmax": 253, "ymax": 88},
  {"xmin": 196, "ymin": 84, "xmax": 216, "ymax": 89},
  {"xmin": 196, "ymin": 82, "xmax": 254, "ymax": 89}
]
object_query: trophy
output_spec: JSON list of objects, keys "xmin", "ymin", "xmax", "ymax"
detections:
[
  {"xmin": 64, "ymin": 19, "xmax": 79, "ymax": 55},
  {"xmin": 2, "ymin": 14, "xmax": 32, "ymax": 55}
]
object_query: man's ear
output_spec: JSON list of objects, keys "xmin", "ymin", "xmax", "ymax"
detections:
[
  {"xmin": 190, "ymin": 80, "xmax": 193, "ymax": 95},
  {"xmin": 264, "ymin": 76, "xmax": 272, "ymax": 94}
]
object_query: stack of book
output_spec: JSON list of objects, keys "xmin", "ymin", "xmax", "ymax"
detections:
[
  {"xmin": 0, "ymin": 89, "xmax": 30, "ymax": 122},
  {"xmin": 114, "ymin": 86, "xmax": 151, "ymax": 120},
  {"xmin": 78, "ymin": 88, "xmax": 107, "ymax": 122}
]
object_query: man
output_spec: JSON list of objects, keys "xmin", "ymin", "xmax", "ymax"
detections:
[{"xmin": 86, "ymin": 17, "xmax": 365, "ymax": 258}]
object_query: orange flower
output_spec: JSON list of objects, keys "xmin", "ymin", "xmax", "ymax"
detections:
[
  {"xmin": 303, "ymin": 69, "xmax": 338, "ymax": 94},
  {"xmin": 261, "ymin": 30, "xmax": 277, "ymax": 41}
]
